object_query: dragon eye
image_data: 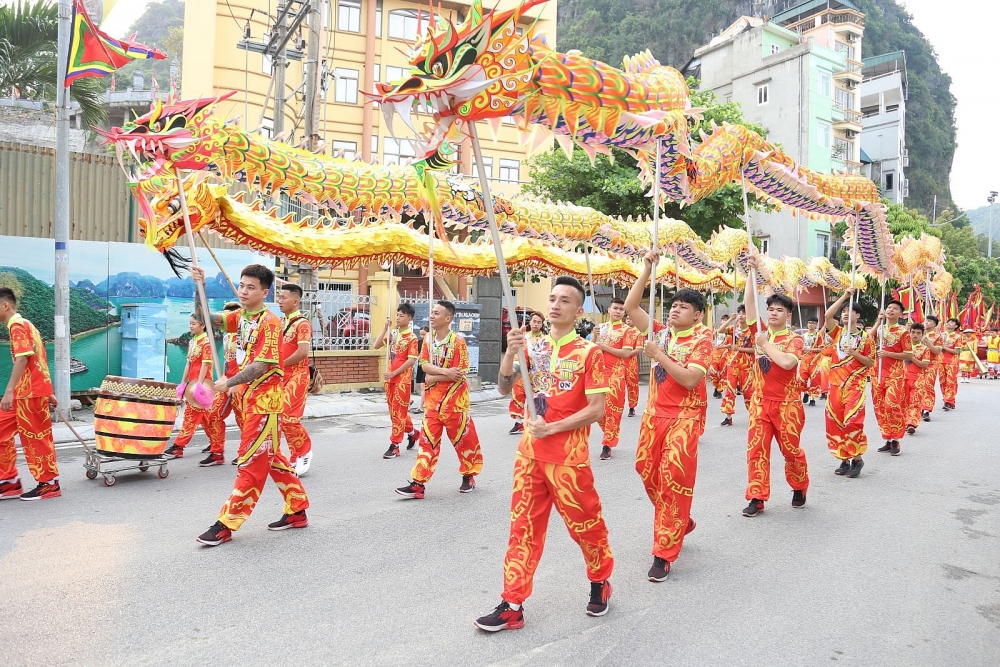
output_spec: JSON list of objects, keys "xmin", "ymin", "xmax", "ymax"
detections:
[
  {"xmin": 152, "ymin": 120, "xmax": 163, "ymax": 131},
  {"xmin": 429, "ymin": 53, "xmax": 451, "ymax": 79},
  {"xmin": 431, "ymin": 62, "xmax": 444, "ymax": 77}
]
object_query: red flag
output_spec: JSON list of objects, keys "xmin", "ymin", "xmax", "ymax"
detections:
[
  {"xmin": 959, "ymin": 285, "xmax": 985, "ymax": 330},
  {"xmin": 65, "ymin": 0, "xmax": 165, "ymax": 86}
]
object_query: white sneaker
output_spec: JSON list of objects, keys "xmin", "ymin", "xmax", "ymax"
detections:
[{"xmin": 296, "ymin": 450, "xmax": 313, "ymax": 476}]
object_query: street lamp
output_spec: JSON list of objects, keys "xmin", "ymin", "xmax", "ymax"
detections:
[{"xmin": 990, "ymin": 191, "xmax": 998, "ymax": 259}]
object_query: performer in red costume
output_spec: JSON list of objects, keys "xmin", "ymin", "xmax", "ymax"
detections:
[
  {"xmin": 396, "ymin": 301, "xmax": 482, "ymax": 498},
  {"xmin": 741, "ymin": 257, "xmax": 809, "ymax": 517},
  {"xmin": 474, "ymin": 276, "xmax": 612, "ymax": 632},
  {"xmin": 919, "ymin": 315, "xmax": 943, "ymax": 422},
  {"xmin": 939, "ymin": 318, "xmax": 961, "ymax": 410},
  {"xmin": 0, "ymin": 287, "xmax": 60, "ymax": 500},
  {"xmin": 191, "ymin": 264, "xmax": 309, "ymax": 547},
  {"xmin": 624, "ymin": 313, "xmax": 643, "ymax": 417},
  {"xmin": 904, "ymin": 322, "xmax": 934, "ymax": 435},
  {"xmin": 507, "ymin": 311, "xmax": 546, "ymax": 434},
  {"xmin": 594, "ymin": 297, "xmax": 635, "ymax": 459},
  {"xmin": 625, "ymin": 251, "xmax": 712, "ymax": 581},
  {"xmin": 374, "ymin": 303, "xmax": 420, "ymax": 458},
  {"xmin": 720, "ymin": 306, "xmax": 754, "ymax": 426},
  {"xmin": 277, "ymin": 283, "xmax": 315, "ymax": 474},
  {"xmin": 872, "ymin": 299, "xmax": 913, "ymax": 456}
]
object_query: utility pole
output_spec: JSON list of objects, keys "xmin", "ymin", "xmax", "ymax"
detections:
[
  {"xmin": 989, "ymin": 191, "xmax": 998, "ymax": 259},
  {"xmin": 272, "ymin": 4, "xmax": 289, "ymax": 138},
  {"xmin": 303, "ymin": 0, "xmax": 323, "ymax": 152},
  {"xmin": 54, "ymin": 0, "xmax": 71, "ymax": 414}
]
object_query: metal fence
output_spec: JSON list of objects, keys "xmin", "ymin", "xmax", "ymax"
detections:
[{"xmin": 302, "ymin": 291, "xmax": 376, "ymax": 351}]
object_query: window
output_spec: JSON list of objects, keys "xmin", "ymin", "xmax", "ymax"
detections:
[
  {"xmin": 334, "ymin": 68, "xmax": 359, "ymax": 104},
  {"xmin": 502, "ymin": 116, "xmax": 516, "ymax": 125},
  {"xmin": 375, "ymin": 0, "xmax": 382, "ymax": 37},
  {"xmin": 338, "ymin": 0, "xmax": 361, "ymax": 33},
  {"xmin": 499, "ymin": 158, "xmax": 520, "ymax": 183},
  {"xmin": 757, "ymin": 84, "xmax": 769, "ymax": 105},
  {"xmin": 885, "ymin": 171, "xmax": 895, "ymax": 192},
  {"xmin": 835, "ymin": 88, "xmax": 855, "ymax": 110},
  {"xmin": 759, "ymin": 237, "xmax": 770, "ymax": 255},
  {"xmin": 471, "ymin": 156, "xmax": 493, "ymax": 178},
  {"xmin": 770, "ymin": 44, "xmax": 780, "ymax": 55},
  {"xmin": 373, "ymin": 64, "xmax": 406, "ymax": 86},
  {"xmin": 388, "ymin": 9, "xmax": 431, "ymax": 41},
  {"xmin": 333, "ymin": 140, "xmax": 357, "ymax": 160},
  {"xmin": 818, "ymin": 70, "xmax": 832, "ymax": 98},
  {"xmin": 817, "ymin": 232, "xmax": 831, "ymax": 258},
  {"xmin": 817, "ymin": 120, "xmax": 832, "ymax": 149},
  {"xmin": 370, "ymin": 136, "xmax": 378, "ymax": 155},
  {"xmin": 835, "ymin": 41, "xmax": 855, "ymax": 60},
  {"xmin": 261, "ymin": 117, "xmax": 273, "ymax": 139},
  {"xmin": 885, "ymin": 103, "xmax": 899, "ymax": 113},
  {"xmin": 384, "ymin": 137, "xmax": 415, "ymax": 165},
  {"xmin": 724, "ymin": 93, "xmax": 732, "ymax": 103}
]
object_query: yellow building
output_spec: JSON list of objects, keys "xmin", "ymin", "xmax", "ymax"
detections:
[{"xmin": 181, "ymin": 0, "xmax": 556, "ymax": 309}]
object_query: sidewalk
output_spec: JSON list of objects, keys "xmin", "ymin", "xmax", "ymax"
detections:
[{"xmin": 53, "ymin": 387, "xmax": 505, "ymax": 445}]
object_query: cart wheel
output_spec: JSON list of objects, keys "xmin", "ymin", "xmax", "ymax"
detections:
[
  {"xmin": 103, "ymin": 475, "xmax": 117, "ymax": 487},
  {"xmin": 157, "ymin": 467, "xmax": 169, "ymax": 479},
  {"xmin": 85, "ymin": 469, "xmax": 98, "ymax": 480},
  {"xmin": 139, "ymin": 465, "xmax": 149, "ymax": 473}
]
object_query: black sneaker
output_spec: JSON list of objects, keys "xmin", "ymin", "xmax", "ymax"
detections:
[
  {"xmin": 628, "ymin": 407, "xmax": 636, "ymax": 417},
  {"xmin": 647, "ymin": 557, "xmax": 671, "ymax": 582},
  {"xmin": 792, "ymin": 489, "xmax": 807, "ymax": 508},
  {"xmin": 459, "ymin": 475, "xmax": 476, "ymax": 493},
  {"xmin": 905, "ymin": 425, "xmax": 916, "ymax": 435},
  {"xmin": 890, "ymin": 441, "xmax": 901, "ymax": 456},
  {"xmin": 508, "ymin": 422, "xmax": 524, "ymax": 435},
  {"xmin": 383, "ymin": 444, "xmax": 400, "ymax": 459},
  {"xmin": 196, "ymin": 521, "xmax": 232, "ymax": 546},
  {"xmin": 743, "ymin": 499, "xmax": 764, "ymax": 517},
  {"xmin": 847, "ymin": 458, "xmax": 864, "ymax": 478},
  {"xmin": 406, "ymin": 431, "xmax": 418, "ymax": 450},
  {"xmin": 877, "ymin": 441, "xmax": 892, "ymax": 453},
  {"xmin": 163, "ymin": 444, "xmax": 184, "ymax": 459},
  {"xmin": 395, "ymin": 480, "xmax": 425, "ymax": 499},
  {"xmin": 586, "ymin": 580, "xmax": 612, "ymax": 617},
  {"xmin": 712, "ymin": 389, "xmax": 723, "ymax": 399},
  {"xmin": 809, "ymin": 399, "xmax": 816, "ymax": 407},
  {"xmin": 600, "ymin": 446, "xmax": 612, "ymax": 460},
  {"xmin": 19, "ymin": 480, "xmax": 61, "ymax": 501},
  {"xmin": 820, "ymin": 393, "xmax": 828, "ymax": 400},
  {"xmin": 721, "ymin": 416, "xmax": 733, "ymax": 426},
  {"xmin": 834, "ymin": 460, "xmax": 850, "ymax": 476},
  {"xmin": 921, "ymin": 410, "xmax": 931, "ymax": 422},
  {"xmin": 199, "ymin": 453, "xmax": 225, "ymax": 467},
  {"xmin": 267, "ymin": 510, "xmax": 308, "ymax": 531},
  {"xmin": 474, "ymin": 600, "xmax": 525, "ymax": 632},
  {"xmin": 230, "ymin": 457, "xmax": 238, "ymax": 465},
  {"xmin": 201, "ymin": 445, "xmax": 212, "ymax": 453},
  {"xmin": 802, "ymin": 393, "xmax": 809, "ymax": 404}
]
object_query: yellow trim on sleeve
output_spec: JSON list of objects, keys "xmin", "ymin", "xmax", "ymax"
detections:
[
  {"xmin": 585, "ymin": 387, "xmax": 612, "ymax": 395},
  {"xmin": 13, "ymin": 351, "xmax": 34, "ymax": 358},
  {"xmin": 688, "ymin": 363, "xmax": 708, "ymax": 374}
]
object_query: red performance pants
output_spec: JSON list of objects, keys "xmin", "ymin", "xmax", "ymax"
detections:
[
  {"xmin": 508, "ymin": 378, "xmax": 526, "ymax": 422},
  {"xmin": 175, "ymin": 392, "xmax": 227, "ymax": 454},
  {"xmin": 872, "ymin": 370, "xmax": 907, "ymax": 441},
  {"xmin": 923, "ymin": 363, "xmax": 939, "ymax": 413},
  {"xmin": 801, "ymin": 353, "xmax": 829, "ymax": 398},
  {"xmin": 905, "ymin": 373, "xmax": 934, "ymax": 430},
  {"xmin": 0, "ymin": 396, "xmax": 58, "ymax": 483},
  {"xmin": 599, "ymin": 364, "xmax": 626, "ymax": 447},
  {"xmin": 635, "ymin": 413, "xmax": 701, "ymax": 562},
  {"xmin": 826, "ymin": 380, "xmax": 868, "ymax": 460},
  {"xmin": 218, "ymin": 412, "xmax": 309, "ymax": 531},
  {"xmin": 708, "ymin": 349, "xmax": 728, "ymax": 393},
  {"xmin": 387, "ymin": 378, "xmax": 415, "ymax": 444},
  {"xmin": 940, "ymin": 359, "xmax": 959, "ymax": 405},
  {"xmin": 411, "ymin": 407, "xmax": 482, "ymax": 484},
  {"xmin": 281, "ymin": 372, "xmax": 312, "ymax": 460},
  {"xmin": 626, "ymin": 358, "xmax": 640, "ymax": 409},
  {"xmin": 721, "ymin": 362, "xmax": 752, "ymax": 416},
  {"xmin": 746, "ymin": 398, "xmax": 808, "ymax": 501},
  {"xmin": 502, "ymin": 453, "xmax": 614, "ymax": 605}
]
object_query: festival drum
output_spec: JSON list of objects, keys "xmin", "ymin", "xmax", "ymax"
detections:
[{"xmin": 93, "ymin": 376, "xmax": 182, "ymax": 459}]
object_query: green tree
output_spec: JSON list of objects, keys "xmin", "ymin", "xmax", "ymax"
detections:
[
  {"xmin": 523, "ymin": 84, "xmax": 768, "ymax": 239},
  {"xmin": 0, "ymin": 0, "xmax": 107, "ymax": 126}
]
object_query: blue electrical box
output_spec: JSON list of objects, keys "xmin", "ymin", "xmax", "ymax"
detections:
[{"xmin": 120, "ymin": 303, "xmax": 168, "ymax": 381}]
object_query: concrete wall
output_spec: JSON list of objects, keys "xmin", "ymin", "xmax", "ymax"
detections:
[{"xmin": 475, "ymin": 276, "xmax": 502, "ymax": 385}]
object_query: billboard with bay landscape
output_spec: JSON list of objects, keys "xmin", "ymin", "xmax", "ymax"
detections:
[{"xmin": 0, "ymin": 236, "xmax": 270, "ymax": 392}]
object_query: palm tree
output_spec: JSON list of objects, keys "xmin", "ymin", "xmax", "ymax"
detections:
[{"xmin": 0, "ymin": 0, "xmax": 107, "ymax": 127}]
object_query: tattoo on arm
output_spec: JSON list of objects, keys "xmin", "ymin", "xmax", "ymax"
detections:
[
  {"xmin": 225, "ymin": 361, "xmax": 269, "ymax": 388},
  {"xmin": 498, "ymin": 371, "xmax": 516, "ymax": 396}
]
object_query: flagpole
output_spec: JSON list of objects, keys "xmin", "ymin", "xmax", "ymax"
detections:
[{"xmin": 54, "ymin": 0, "xmax": 72, "ymax": 414}]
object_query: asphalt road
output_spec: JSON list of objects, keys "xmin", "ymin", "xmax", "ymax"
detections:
[{"xmin": 2, "ymin": 381, "xmax": 998, "ymax": 666}]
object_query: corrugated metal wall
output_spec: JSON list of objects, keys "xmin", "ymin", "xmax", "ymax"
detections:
[{"xmin": 0, "ymin": 141, "xmax": 237, "ymax": 249}]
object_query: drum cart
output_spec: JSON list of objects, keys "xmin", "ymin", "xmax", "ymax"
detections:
[{"xmin": 82, "ymin": 446, "xmax": 169, "ymax": 486}]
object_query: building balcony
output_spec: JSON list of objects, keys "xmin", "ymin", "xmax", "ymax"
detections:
[{"xmin": 833, "ymin": 61, "xmax": 863, "ymax": 83}]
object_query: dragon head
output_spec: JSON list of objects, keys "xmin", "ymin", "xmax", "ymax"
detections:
[
  {"xmin": 372, "ymin": 0, "xmax": 547, "ymax": 170},
  {"xmin": 96, "ymin": 91, "xmax": 236, "ymax": 182}
]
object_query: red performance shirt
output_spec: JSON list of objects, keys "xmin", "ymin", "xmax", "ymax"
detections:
[
  {"xmin": 280, "ymin": 311, "xmax": 313, "ymax": 381},
  {"xmin": 185, "ymin": 332, "xmax": 213, "ymax": 383},
  {"xmin": 223, "ymin": 308, "xmax": 284, "ymax": 414},
  {"xmin": 876, "ymin": 323, "xmax": 913, "ymax": 379},
  {"xmin": 905, "ymin": 344, "xmax": 933, "ymax": 383},
  {"xmin": 420, "ymin": 330, "xmax": 471, "ymax": 415},
  {"xmin": 594, "ymin": 320, "xmax": 634, "ymax": 374},
  {"xmin": 748, "ymin": 321, "xmax": 804, "ymax": 402},
  {"xmin": 7, "ymin": 314, "xmax": 53, "ymax": 399},
  {"xmin": 517, "ymin": 331, "xmax": 609, "ymax": 467},
  {"xmin": 644, "ymin": 320, "xmax": 713, "ymax": 420},
  {"xmin": 828, "ymin": 325, "xmax": 877, "ymax": 389},
  {"xmin": 388, "ymin": 328, "xmax": 419, "ymax": 385}
]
